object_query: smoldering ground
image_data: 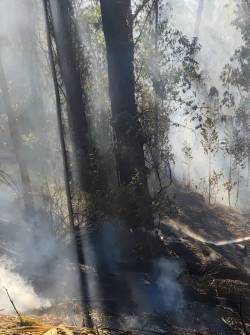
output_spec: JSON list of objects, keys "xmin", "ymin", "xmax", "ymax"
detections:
[{"xmin": 0, "ymin": 178, "xmax": 185, "ymax": 318}]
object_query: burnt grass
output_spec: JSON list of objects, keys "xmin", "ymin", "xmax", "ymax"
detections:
[
  {"xmin": 88, "ymin": 186, "xmax": 250, "ymax": 334},
  {"xmin": 152, "ymin": 186, "xmax": 250, "ymax": 334}
]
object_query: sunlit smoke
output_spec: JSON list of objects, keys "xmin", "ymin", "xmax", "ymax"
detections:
[{"xmin": 0, "ymin": 257, "xmax": 50, "ymax": 313}]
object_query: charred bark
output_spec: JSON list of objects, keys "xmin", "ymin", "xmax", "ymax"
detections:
[
  {"xmin": 48, "ymin": 0, "xmax": 103, "ymax": 194},
  {"xmin": 100, "ymin": 0, "xmax": 153, "ymax": 227},
  {"xmin": 43, "ymin": 0, "xmax": 93, "ymax": 327}
]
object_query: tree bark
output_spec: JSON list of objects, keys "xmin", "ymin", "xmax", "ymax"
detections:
[
  {"xmin": 43, "ymin": 0, "xmax": 93, "ymax": 327},
  {"xmin": 100, "ymin": 0, "xmax": 153, "ymax": 227},
  {"xmin": 49, "ymin": 0, "xmax": 101, "ymax": 194}
]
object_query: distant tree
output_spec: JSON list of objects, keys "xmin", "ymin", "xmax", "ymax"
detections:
[
  {"xmin": 209, "ymin": 170, "xmax": 223, "ymax": 205},
  {"xmin": 221, "ymin": 0, "xmax": 250, "ymax": 187},
  {"xmin": 0, "ymin": 57, "xmax": 34, "ymax": 218},
  {"xmin": 194, "ymin": 0, "xmax": 205, "ymax": 38},
  {"xmin": 19, "ymin": 2, "xmax": 47, "ymax": 153},
  {"xmin": 235, "ymin": 99, "xmax": 250, "ymax": 185},
  {"xmin": 232, "ymin": 129, "xmax": 247, "ymax": 206},
  {"xmin": 182, "ymin": 141, "xmax": 193, "ymax": 190},
  {"xmin": 222, "ymin": 125, "xmax": 247, "ymax": 206},
  {"xmin": 200, "ymin": 109, "xmax": 219, "ymax": 204},
  {"xmin": 134, "ymin": 1, "xmax": 200, "ymax": 195}
]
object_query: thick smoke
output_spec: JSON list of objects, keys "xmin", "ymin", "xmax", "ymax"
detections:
[
  {"xmin": 0, "ymin": 257, "xmax": 50, "ymax": 313},
  {"xmin": 0, "ymin": 0, "xmax": 76, "ymax": 312},
  {"xmin": 0, "ymin": 186, "xmax": 81, "ymax": 311},
  {"xmin": 0, "ymin": 0, "xmax": 248, "ymax": 327},
  {"xmin": 155, "ymin": 258, "xmax": 184, "ymax": 311}
]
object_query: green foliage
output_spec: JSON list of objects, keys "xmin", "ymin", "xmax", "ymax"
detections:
[
  {"xmin": 221, "ymin": 1, "xmax": 250, "ymax": 92},
  {"xmin": 134, "ymin": 1, "xmax": 201, "ymax": 194}
]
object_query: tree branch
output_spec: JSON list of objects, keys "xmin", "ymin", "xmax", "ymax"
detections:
[{"xmin": 133, "ymin": 0, "xmax": 152, "ymax": 22}]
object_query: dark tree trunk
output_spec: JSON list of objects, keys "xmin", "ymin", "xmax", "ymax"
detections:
[
  {"xmin": 100, "ymin": 0, "xmax": 153, "ymax": 227},
  {"xmin": 43, "ymin": 0, "xmax": 93, "ymax": 328},
  {"xmin": 49, "ymin": 0, "xmax": 101, "ymax": 194},
  {"xmin": 0, "ymin": 58, "xmax": 34, "ymax": 218}
]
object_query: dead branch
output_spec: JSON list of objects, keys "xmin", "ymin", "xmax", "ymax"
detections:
[
  {"xmin": 133, "ymin": 0, "xmax": 152, "ymax": 22},
  {"xmin": 4, "ymin": 288, "xmax": 24, "ymax": 324}
]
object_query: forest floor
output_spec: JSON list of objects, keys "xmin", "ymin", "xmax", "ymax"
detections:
[
  {"xmin": 0, "ymin": 314, "xmax": 100, "ymax": 335},
  {"xmin": 0, "ymin": 313, "xmax": 221, "ymax": 335},
  {"xmin": 1, "ymin": 186, "xmax": 250, "ymax": 334},
  {"xmin": 156, "ymin": 186, "xmax": 250, "ymax": 334}
]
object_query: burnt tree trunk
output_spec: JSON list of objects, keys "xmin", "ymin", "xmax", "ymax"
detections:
[
  {"xmin": 100, "ymin": 0, "xmax": 153, "ymax": 227},
  {"xmin": 49, "ymin": 0, "xmax": 101, "ymax": 194},
  {"xmin": 43, "ymin": 0, "xmax": 93, "ymax": 328}
]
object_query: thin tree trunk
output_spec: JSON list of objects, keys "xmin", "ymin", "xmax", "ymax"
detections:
[
  {"xmin": 247, "ymin": 152, "xmax": 250, "ymax": 186},
  {"xmin": 194, "ymin": 0, "xmax": 204, "ymax": 38},
  {"xmin": 100, "ymin": 0, "xmax": 153, "ymax": 227},
  {"xmin": 228, "ymin": 155, "xmax": 232, "ymax": 207},
  {"xmin": 188, "ymin": 164, "xmax": 191, "ymax": 190},
  {"xmin": 235, "ymin": 167, "xmax": 240, "ymax": 207},
  {"xmin": 0, "ymin": 58, "xmax": 34, "ymax": 218},
  {"xmin": 152, "ymin": 0, "xmax": 161, "ymax": 187},
  {"xmin": 43, "ymin": 0, "xmax": 93, "ymax": 327},
  {"xmin": 208, "ymin": 151, "xmax": 211, "ymax": 204},
  {"xmin": 19, "ymin": 1, "xmax": 45, "ymax": 133},
  {"xmin": 154, "ymin": 0, "xmax": 159, "ymax": 51}
]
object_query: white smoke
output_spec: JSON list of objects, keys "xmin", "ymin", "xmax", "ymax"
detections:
[
  {"xmin": 155, "ymin": 258, "xmax": 184, "ymax": 311},
  {"xmin": 0, "ymin": 257, "xmax": 50, "ymax": 313}
]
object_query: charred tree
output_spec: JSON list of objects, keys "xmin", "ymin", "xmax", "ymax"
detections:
[
  {"xmin": 43, "ymin": 0, "xmax": 93, "ymax": 328},
  {"xmin": 100, "ymin": 0, "xmax": 153, "ymax": 228},
  {"xmin": 48, "ymin": 0, "xmax": 103, "ymax": 195}
]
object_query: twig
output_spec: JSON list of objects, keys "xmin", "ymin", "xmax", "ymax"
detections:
[
  {"xmin": 0, "ymin": 243, "xmax": 19, "ymax": 256},
  {"xmin": 133, "ymin": 0, "xmax": 152, "ymax": 22},
  {"xmin": 102, "ymin": 327, "xmax": 133, "ymax": 334},
  {"xmin": 134, "ymin": 0, "xmax": 156, "ymax": 47},
  {"xmin": 130, "ymin": 328, "xmax": 166, "ymax": 334},
  {"xmin": 4, "ymin": 288, "xmax": 24, "ymax": 324}
]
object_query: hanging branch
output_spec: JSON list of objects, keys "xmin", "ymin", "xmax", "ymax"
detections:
[{"xmin": 0, "ymin": 169, "xmax": 20, "ymax": 194}]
